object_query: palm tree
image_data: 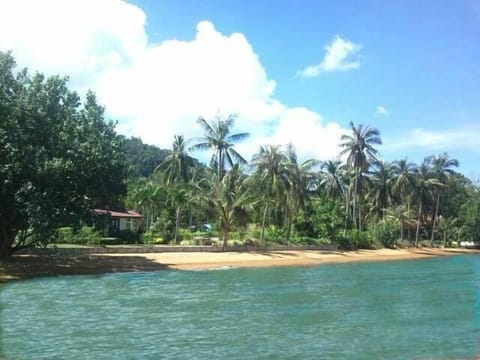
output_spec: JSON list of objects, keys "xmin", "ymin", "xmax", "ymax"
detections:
[
  {"xmin": 191, "ymin": 114, "xmax": 249, "ymax": 180},
  {"xmin": 156, "ymin": 135, "xmax": 194, "ymax": 185},
  {"xmin": 383, "ymin": 204, "xmax": 416, "ymax": 245},
  {"xmin": 251, "ymin": 145, "xmax": 288, "ymax": 243},
  {"xmin": 320, "ymin": 160, "xmax": 346, "ymax": 202},
  {"xmin": 156, "ymin": 135, "xmax": 195, "ymax": 243},
  {"xmin": 414, "ymin": 162, "xmax": 441, "ymax": 247},
  {"xmin": 340, "ymin": 122, "xmax": 382, "ymax": 230},
  {"xmin": 392, "ymin": 158, "xmax": 417, "ymax": 206},
  {"xmin": 368, "ymin": 161, "xmax": 395, "ymax": 219},
  {"xmin": 208, "ymin": 165, "xmax": 252, "ymax": 249},
  {"xmin": 426, "ymin": 153, "xmax": 459, "ymax": 244},
  {"xmin": 126, "ymin": 179, "xmax": 165, "ymax": 233},
  {"xmin": 437, "ymin": 216, "xmax": 458, "ymax": 247},
  {"xmin": 283, "ymin": 144, "xmax": 318, "ymax": 243}
]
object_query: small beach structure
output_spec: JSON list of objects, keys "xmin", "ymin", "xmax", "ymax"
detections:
[{"xmin": 93, "ymin": 209, "xmax": 143, "ymax": 233}]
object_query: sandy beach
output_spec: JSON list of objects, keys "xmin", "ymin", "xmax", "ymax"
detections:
[{"xmin": 0, "ymin": 248, "xmax": 478, "ymax": 282}]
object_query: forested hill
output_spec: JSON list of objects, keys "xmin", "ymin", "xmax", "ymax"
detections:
[{"xmin": 121, "ymin": 136, "xmax": 204, "ymax": 179}]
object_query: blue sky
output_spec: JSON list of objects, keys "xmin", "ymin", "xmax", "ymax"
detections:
[{"xmin": 1, "ymin": 0, "xmax": 479, "ymax": 178}]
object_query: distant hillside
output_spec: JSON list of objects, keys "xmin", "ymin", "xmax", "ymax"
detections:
[{"xmin": 121, "ymin": 136, "xmax": 204, "ymax": 179}]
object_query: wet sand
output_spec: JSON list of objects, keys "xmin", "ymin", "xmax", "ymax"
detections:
[{"xmin": 1, "ymin": 248, "xmax": 478, "ymax": 282}]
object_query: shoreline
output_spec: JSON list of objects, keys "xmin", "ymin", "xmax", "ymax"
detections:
[{"xmin": 1, "ymin": 248, "xmax": 478, "ymax": 283}]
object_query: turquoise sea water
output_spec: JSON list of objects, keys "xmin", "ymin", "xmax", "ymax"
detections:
[{"xmin": 0, "ymin": 255, "xmax": 479, "ymax": 359}]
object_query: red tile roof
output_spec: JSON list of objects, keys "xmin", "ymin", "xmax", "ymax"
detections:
[{"xmin": 93, "ymin": 209, "xmax": 142, "ymax": 219}]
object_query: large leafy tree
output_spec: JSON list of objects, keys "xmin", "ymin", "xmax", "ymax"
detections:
[
  {"xmin": 0, "ymin": 52, "xmax": 126, "ymax": 257},
  {"xmin": 191, "ymin": 114, "xmax": 249, "ymax": 180},
  {"xmin": 340, "ymin": 122, "xmax": 382, "ymax": 230}
]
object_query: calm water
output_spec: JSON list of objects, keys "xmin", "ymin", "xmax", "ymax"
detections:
[{"xmin": 1, "ymin": 256, "xmax": 479, "ymax": 359}]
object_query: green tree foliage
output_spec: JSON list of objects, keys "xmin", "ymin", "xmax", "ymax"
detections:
[
  {"xmin": 121, "ymin": 136, "xmax": 170, "ymax": 178},
  {"xmin": 340, "ymin": 122, "xmax": 382, "ymax": 230},
  {"xmin": 0, "ymin": 52, "xmax": 126, "ymax": 257},
  {"xmin": 191, "ymin": 114, "xmax": 249, "ymax": 180}
]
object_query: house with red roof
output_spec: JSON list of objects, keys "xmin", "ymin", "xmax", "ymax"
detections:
[{"xmin": 93, "ymin": 209, "xmax": 142, "ymax": 233}]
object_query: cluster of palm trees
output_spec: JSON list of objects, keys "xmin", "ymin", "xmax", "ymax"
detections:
[{"xmin": 127, "ymin": 116, "xmax": 465, "ymax": 249}]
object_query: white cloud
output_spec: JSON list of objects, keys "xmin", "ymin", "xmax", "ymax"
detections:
[
  {"xmin": 0, "ymin": 0, "xmax": 347, "ymax": 163},
  {"xmin": 299, "ymin": 35, "xmax": 362, "ymax": 77},
  {"xmin": 386, "ymin": 128, "xmax": 480, "ymax": 153},
  {"xmin": 376, "ymin": 106, "xmax": 388, "ymax": 116},
  {"xmin": 0, "ymin": 0, "xmax": 146, "ymax": 91}
]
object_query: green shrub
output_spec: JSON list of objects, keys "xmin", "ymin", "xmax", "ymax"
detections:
[
  {"xmin": 245, "ymin": 224, "xmax": 261, "ymax": 240},
  {"xmin": 141, "ymin": 232, "xmax": 154, "ymax": 244},
  {"xmin": 228, "ymin": 230, "xmax": 247, "ymax": 241},
  {"xmin": 140, "ymin": 232, "xmax": 166, "ymax": 244},
  {"xmin": 368, "ymin": 220, "xmax": 399, "ymax": 248},
  {"xmin": 56, "ymin": 227, "xmax": 74, "ymax": 243},
  {"xmin": 180, "ymin": 229, "xmax": 192, "ymax": 241},
  {"xmin": 99, "ymin": 237, "xmax": 122, "ymax": 245},
  {"xmin": 336, "ymin": 229, "xmax": 373, "ymax": 250},
  {"xmin": 54, "ymin": 226, "xmax": 101, "ymax": 245},
  {"xmin": 180, "ymin": 239, "xmax": 195, "ymax": 245},
  {"xmin": 266, "ymin": 226, "xmax": 285, "ymax": 243},
  {"xmin": 78, "ymin": 226, "xmax": 102, "ymax": 245},
  {"xmin": 110, "ymin": 229, "xmax": 140, "ymax": 244}
]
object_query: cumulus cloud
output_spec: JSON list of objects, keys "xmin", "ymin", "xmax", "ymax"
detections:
[
  {"xmin": 0, "ymin": 0, "xmax": 146, "ymax": 91},
  {"xmin": 376, "ymin": 106, "xmax": 388, "ymax": 116},
  {"xmin": 0, "ymin": 0, "xmax": 347, "ymax": 163},
  {"xmin": 299, "ymin": 35, "xmax": 362, "ymax": 77}
]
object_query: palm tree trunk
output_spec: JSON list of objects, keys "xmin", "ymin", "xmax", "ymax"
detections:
[
  {"xmin": 343, "ymin": 191, "xmax": 350, "ymax": 236},
  {"xmin": 415, "ymin": 200, "xmax": 423, "ymax": 247},
  {"xmin": 174, "ymin": 206, "xmax": 181, "ymax": 244},
  {"xmin": 218, "ymin": 150, "xmax": 224, "ymax": 180},
  {"xmin": 430, "ymin": 193, "xmax": 440, "ymax": 246},
  {"xmin": 222, "ymin": 222, "xmax": 228, "ymax": 251},
  {"xmin": 285, "ymin": 212, "xmax": 292, "ymax": 246},
  {"xmin": 353, "ymin": 168, "xmax": 359, "ymax": 229},
  {"xmin": 260, "ymin": 203, "xmax": 269, "ymax": 245},
  {"xmin": 407, "ymin": 201, "xmax": 411, "ymax": 242},
  {"xmin": 358, "ymin": 198, "xmax": 363, "ymax": 232}
]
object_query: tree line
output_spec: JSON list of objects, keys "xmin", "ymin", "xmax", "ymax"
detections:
[
  {"xmin": 1, "ymin": 50, "xmax": 479, "ymax": 257},
  {"xmin": 126, "ymin": 116, "xmax": 480, "ymax": 250}
]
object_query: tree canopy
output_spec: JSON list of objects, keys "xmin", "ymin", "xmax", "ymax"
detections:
[{"xmin": 0, "ymin": 51, "xmax": 127, "ymax": 257}]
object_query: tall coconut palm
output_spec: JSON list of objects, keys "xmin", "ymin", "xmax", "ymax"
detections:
[
  {"xmin": 426, "ymin": 153, "xmax": 459, "ymax": 244},
  {"xmin": 126, "ymin": 179, "xmax": 165, "ymax": 233},
  {"xmin": 156, "ymin": 135, "xmax": 194, "ymax": 185},
  {"xmin": 208, "ymin": 165, "xmax": 252, "ymax": 249},
  {"xmin": 191, "ymin": 114, "xmax": 249, "ymax": 180},
  {"xmin": 368, "ymin": 161, "xmax": 395, "ymax": 219},
  {"xmin": 383, "ymin": 204, "xmax": 416, "ymax": 245},
  {"xmin": 156, "ymin": 135, "xmax": 195, "ymax": 243},
  {"xmin": 340, "ymin": 122, "xmax": 382, "ymax": 230},
  {"xmin": 392, "ymin": 159, "xmax": 417, "ymax": 205},
  {"xmin": 320, "ymin": 160, "xmax": 346, "ymax": 202},
  {"xmin": 414, "ymin": 162, "xmax": 442, "ymax": 247},
  {"xmin": 251, "ymin": 145, "xmax": 288, "ymax": 243},
  {"xmin": 283, "ymin": 144, "xmax": 318, "ymax": 243}
]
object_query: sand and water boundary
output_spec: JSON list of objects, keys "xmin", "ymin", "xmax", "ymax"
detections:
[{"xmin": 0, "ymin": 247, "xmax": 478, "ymax": 282}]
